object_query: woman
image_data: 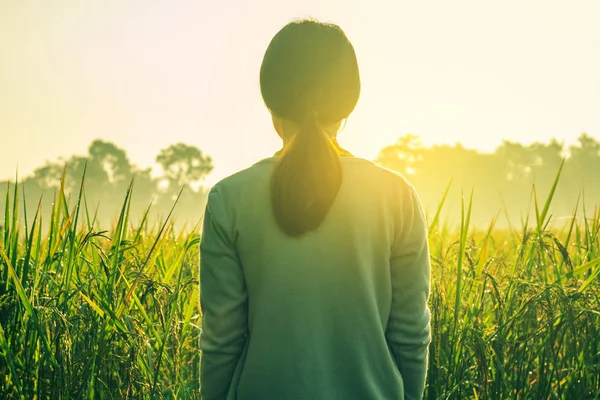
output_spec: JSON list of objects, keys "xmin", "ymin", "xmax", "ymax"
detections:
[{"xmin": 200, "ymin": 19, "xmax": 431, "ymax": 400}]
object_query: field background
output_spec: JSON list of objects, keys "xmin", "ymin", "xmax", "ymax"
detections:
[
  {"xmin": 1, "ymin": 157, "xmax": 599, "ymax": 399},
  {"xmin": 3, "ymin": 2, "xmax": 599, "ymax": 397}
]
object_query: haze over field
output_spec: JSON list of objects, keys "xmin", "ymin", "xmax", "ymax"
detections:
[
  {"xmin": 1, "ymin": 3, "xmax": 600, "ymax": 398},
  {"xmin": 1, "ymin": 0, "xmax": 599, "ymax": 186}
]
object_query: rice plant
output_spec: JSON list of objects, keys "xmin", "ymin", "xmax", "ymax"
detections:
[
  {"xmin": 0, "ymin": 165, "xmax": 599, "ymax": 399},
  {"xmin": 0, "ymin": 173, "xmax": 201, "ymax": 399}
]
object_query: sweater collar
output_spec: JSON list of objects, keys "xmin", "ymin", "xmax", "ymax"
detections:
[{"xmin": 273, "ymin": 141, "xmax": 354, "ymax": 158}]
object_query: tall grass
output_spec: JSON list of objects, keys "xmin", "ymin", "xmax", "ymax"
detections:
[
  {"xmin": 0, "ymin": 173, "xmax": 201, "ymax": 399},
  {"xmin": 0, "ymin": 167, "xmax": 599, "ymax": 399},
  {"xmin": 426, "ymin": 162, "xmax": 600, "ymax": 399}
]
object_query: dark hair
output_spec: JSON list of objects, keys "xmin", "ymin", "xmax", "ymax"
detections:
[{"xmin": 260, "ymin": 19, "xmax": 361, "ymax": 236}]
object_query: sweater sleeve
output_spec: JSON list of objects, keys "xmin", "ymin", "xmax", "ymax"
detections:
[
  {"xmin": 199, "ymin": 188, "xmax": 248, "ymax": 400},
  {"xmin": 385, "ymin": 182, "xmax": 432, "ymax": 400}
]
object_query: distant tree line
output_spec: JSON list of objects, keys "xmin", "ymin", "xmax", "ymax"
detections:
[
  {"xmin": 1, "ymin": 140, "xmax": 213, "ymax": 230},
  {"xmin": 376, "ymin": 133, "xmax": 600, "ymax": 228},
  {"xmin": 1, "ymin": 132, "xmax": 599, "ymax": 229}
]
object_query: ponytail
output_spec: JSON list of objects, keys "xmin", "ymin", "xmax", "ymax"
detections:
[
  {"xmin": 271, "ymin": 115, "xmax": 342, "ymax": 237},
  {"xmin": 261, "ymin": 20, "xmax": 360, "ymax": 236}
]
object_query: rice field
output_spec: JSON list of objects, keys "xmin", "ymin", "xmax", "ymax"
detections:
[{"xmin": 1, "ymin": 167, "xmax": 599, "ymax": 399}]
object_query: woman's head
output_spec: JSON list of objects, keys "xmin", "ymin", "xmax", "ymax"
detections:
[
  {"xmin": 261, "ymin": 19, "xmax": 360, "ymax": 130},
  {"xmin": 260, "ymin": 19, "xmax": 360, "ymax": 236}
]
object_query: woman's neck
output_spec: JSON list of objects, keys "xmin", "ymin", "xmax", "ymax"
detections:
[{"xmin": 274, "ymin": 140, "xmax": 354, "ymax": 157}]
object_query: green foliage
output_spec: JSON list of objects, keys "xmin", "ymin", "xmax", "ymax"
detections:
[
  {"xmin": 1, "ymin": 140, "xmax": 211, "ymax": 231},
  {"xmin": 424, "ymin": 161, "xmax": 600, "ymax": 399},
  {"xmin": 377, "ymin": 132, "xmax": 600, "ymax": 228},
  {"xmin": 156, "ymin": 143, "xmax": 213, "ymax": 189},
  {"xmin": 0, "ymin": 176, "xmax": 200, "ymax": 399},
  {"xmin": 0, "ymin": 142, "xmax": 599, "ymax": 398}
]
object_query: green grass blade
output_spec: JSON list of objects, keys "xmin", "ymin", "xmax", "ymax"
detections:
[
  {"xmin": 0, "ymin": 323, "xmax": 25, "ymax": 400},
  {"xmin": 429, "ymin": 178, "xmax": 452, "ymax": 235}
]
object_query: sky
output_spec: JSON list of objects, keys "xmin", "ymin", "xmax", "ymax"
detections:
[{"xmin": 1, "ymin": 0, "xmax": 599, "ymax": 185}]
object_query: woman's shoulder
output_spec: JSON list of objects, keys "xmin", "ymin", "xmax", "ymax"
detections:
[
  {"xmin": 342, "ymin": 157, "xmax": 416, "ymax": 191},
  {"xmin": 207, "ymin": 155, "xmax": 417, "ymax": 204},
  {"xmin": 207, "ymin": 157, "xmax": 276, "ymax": 198}
]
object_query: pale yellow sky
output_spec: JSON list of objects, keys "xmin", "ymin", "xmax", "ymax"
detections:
[{"xmin": 1, "ymin": 0, "xmax": 599, "ymax": 185}]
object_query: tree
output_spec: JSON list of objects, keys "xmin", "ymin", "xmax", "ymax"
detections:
[
  {"xmin": 565, "ymin": 133, "xmax": 600, "ymax": 206},
  {"xmin": 88, "ymin": 140, "xmax": 132, "ymax": 187},
  {"xmin": 156, "ymin": 143, "xmax": 213, "ymax": 190},
  {"xmin": 29, "ymin": 162, "xmax": 65, "ymax": 190},
  {"xmin": 27, "ymin": 140, "xmax": 133, "ymax": 196},
  {"xmin": 375, "ymin": 134, "xmax": 424, "ymax": 175},
  {"xmin": 570, "ymin": 133, "xmax": 600, "ymax": 164},
  {"xmin": 495, "ymin": 140, "xmax": 536, "ymax": 182}
]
